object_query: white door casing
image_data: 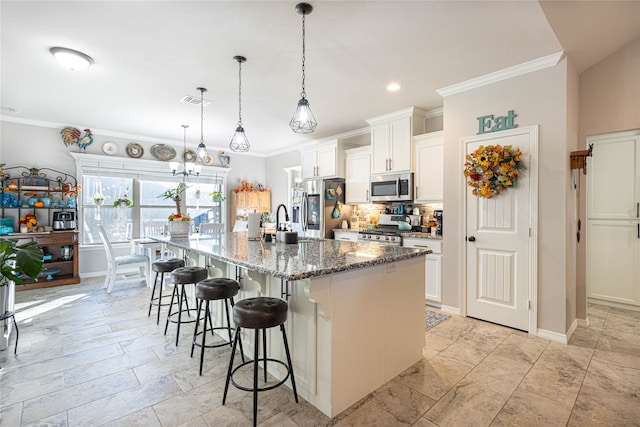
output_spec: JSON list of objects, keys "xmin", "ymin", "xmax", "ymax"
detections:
[{"xmin": 463, "ymin": 125, "xmax": 538, "ymax": 332}]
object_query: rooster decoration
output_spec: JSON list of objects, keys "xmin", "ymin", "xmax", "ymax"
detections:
[{"xmin": 60, "ymin": 127, "xmax": 93, "ymax": 151}]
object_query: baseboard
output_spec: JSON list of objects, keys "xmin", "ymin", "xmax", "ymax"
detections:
[
  {"xmin": 577, "ymin": 318, "xmax": 590, "ymax": 328},
  {"xmin": 536, "ymin": 328, "xmax": 569, "ymax": 344},
  {"xmin": 440, "ymin": 305, "xmax": 460, "ymax": 316},
  {"xmin": 587, "ymin": 297, "xmax": 640, "ymax": 312}
]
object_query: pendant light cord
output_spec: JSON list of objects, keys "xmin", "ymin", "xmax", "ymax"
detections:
[
  {"xmin": 300, "ymin": 13, "xmax": 307, "ymax": 99},
  {"xmin": 238, "ymin": 59, "xmax": 243, "ymax": 127},
  {"xmin": 199, "ymin": 89, "xmax": 205, "ymax": 145}
]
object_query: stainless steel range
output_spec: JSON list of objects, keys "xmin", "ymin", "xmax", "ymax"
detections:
[{"xmin": 357, "ymin": 214, "xmax": 422, "ymax": 246}]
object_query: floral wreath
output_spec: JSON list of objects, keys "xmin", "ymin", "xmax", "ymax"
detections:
[{"xmin": 463, "ymin": 144, "xmax": 523, "ymax": 198}]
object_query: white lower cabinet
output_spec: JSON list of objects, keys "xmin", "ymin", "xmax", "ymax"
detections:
[
  {"xmin": 334, "ymin": 230, "xmax": 358, "ymax": 242},
  {"xmin": 402, "ymin": 237, "xmax": 442, "ymax": 306}
]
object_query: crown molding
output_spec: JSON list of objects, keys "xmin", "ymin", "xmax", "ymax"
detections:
[{"xmin": 436, "ymin": 51, "xmax": 566, "ymax": 97}]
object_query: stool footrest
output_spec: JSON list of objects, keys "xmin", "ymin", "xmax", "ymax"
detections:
[
  {"xmin": 230, "ymin": 358, "xmax": 291, "ymax": 393},
  {"xmin": 192, "ymin": 326, "xmax": 234, "ymax": 349}
]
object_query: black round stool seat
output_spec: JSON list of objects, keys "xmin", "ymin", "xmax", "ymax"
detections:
[
  {"xmin": 233, "ymin": 297, "xmax": 288, "ymax": 330},
  {"xmin": 148, "ymin": 258, "xmax": 185, "ymax": 325},
  {"xmin": 152, "ymin": 258, "xmax": 184, "ymax": 273},
  {"xmin": 196, "ymin": 278, "xmax": 240, "ymax": 301},
  {"xmin": 172, "ymin": 266, "xmax": 208, "ymax": 284}
]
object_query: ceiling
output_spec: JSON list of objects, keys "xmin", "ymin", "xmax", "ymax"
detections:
[{"xmin": 1, "ymin": 1, "xmax": 639, "ymax": 156}]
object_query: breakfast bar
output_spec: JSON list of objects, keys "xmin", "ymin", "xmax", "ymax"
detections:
[{"xmin": 151, "ymin": 232, "xmax": 430, "ymax": 418}]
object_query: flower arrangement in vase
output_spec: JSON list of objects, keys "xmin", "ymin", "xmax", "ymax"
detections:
[{"xmin": 159, "ymin": 183, "xmax": 191, "ymax": 221}]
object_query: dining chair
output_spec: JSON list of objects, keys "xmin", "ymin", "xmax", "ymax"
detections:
[
  {"xmin": 97, "ymin": 225, "xmax": 150, "ymax": 293},
  {"xmin": 198, "ymin": 223, "xmax": 224, "ymax": 235},
  {"xmin": 143, "ymin": 220, "xmax": 171, "ymax": 259}
]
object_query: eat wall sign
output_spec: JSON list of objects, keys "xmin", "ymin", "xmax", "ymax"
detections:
[{"xmin": 476, "ymin": 110, "xmax": 518, "ymax": 135}]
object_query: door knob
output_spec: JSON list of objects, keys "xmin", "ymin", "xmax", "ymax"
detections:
[{"xmin": 467, "ymin": 236, "xmax": 476, "ymax": 242}]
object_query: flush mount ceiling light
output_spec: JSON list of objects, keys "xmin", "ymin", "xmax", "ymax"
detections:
[
  {"xmin": 229, "ymin": 55, "xmax": 250, "ymax": 153},
  {"xmin": 49, "ymin": 47, "xmax": 93, "ymax": 71},
  {"xmin": 170, "ymin": 125, "xmax": 201, "ymax": 177},
  {"xmin": 289, "ymin": 2, "xmax": 317, "ymax": 134},
  {"xmin": 386, "ymin": 82, "xmax": 401, "ymax": 92},
  {"xmin": 195, "ymin": 87, "xmax": 209, "ymax": 162}
]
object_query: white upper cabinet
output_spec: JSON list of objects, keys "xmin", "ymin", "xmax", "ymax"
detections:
[
  {"xmin": 301, "ymin": 139, "xmax": 347, "ymax": 179},
  {"xmin": 413, "ymin": 131, "xmax": 444, "ymax": 203},
  {"xmin": 367, "ymin": 107, "xmax": 426, "ymax": 175},
  {"xmin": 345, "ymin": 146, "xmax": 371, "ymax": 204}
]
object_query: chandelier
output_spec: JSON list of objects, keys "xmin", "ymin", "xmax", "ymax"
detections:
[{"xmin": 170, "ymin": 125, "xmax": 201, "ymax": 177}]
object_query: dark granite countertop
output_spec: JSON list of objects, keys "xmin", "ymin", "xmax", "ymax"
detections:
[{"xmin": 151, "ymin": 232, "xmax": 430, "ymax": 281}]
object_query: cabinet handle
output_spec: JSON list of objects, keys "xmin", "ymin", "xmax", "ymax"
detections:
[
  {"xmin": 637, "ymin": 202, "xmax": 639, "ymax": 218},
  {"xmin": 637, "ymin": 223, "xmax": 639, "ymax": 239},
  {"xmin": 366, "ymin": 190, "xmax": 369, "ymax": 202},
  {"xmin": 415, "ymin": 186, "xmax": 419, "ymax": 198},
  {"xmin": 388, "ymin": 158, "xmax": 392, "ymax": 171}
]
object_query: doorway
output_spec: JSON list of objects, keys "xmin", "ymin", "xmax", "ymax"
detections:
[{"xmin": 463, "ymin": 125, "xmax": 538, "ymax": 332}]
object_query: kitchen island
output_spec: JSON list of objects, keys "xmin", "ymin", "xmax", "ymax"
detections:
[{"xmin": 151, "ymin": 232, "xmax": 430, "ymax": 418}]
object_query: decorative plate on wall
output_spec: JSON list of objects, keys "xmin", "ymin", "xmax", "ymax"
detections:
[
  {"xmin": 182, "ymin": 149, "xmax": 196, "ymax": 162},
  {"xmin": 126, "ymin": 143, "xmax": 144, "ymax": 158},
  {"xmin": 102, "ymin": 141, "xmax": 119, "ymax": 156},
  {"xmin": 150, "ymin": 144, "xmax": 177, "ymax": 161},
  {"xmin": 202, "ymin": 154, "xmax": 214, "ymax": 166}
]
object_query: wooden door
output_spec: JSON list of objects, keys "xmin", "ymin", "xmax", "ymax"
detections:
[{"xmin": 465, "ymin": 126, "xmax": 537, "ymax": 332}]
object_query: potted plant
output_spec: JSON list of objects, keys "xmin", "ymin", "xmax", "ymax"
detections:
[
  {"xmin": 0, "ymin": 238, "xmax": 44, "ymax": 350},
  {"xmin": 209, "ymin": 190, "xmax": 226, "ymax": 203},
  {"xmin": 159, "ymin": 183, "xmax": 191, "ymax": 236}
]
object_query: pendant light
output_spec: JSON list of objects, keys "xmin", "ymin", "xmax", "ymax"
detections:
[
  {"xmin": 170, "ymin": 125, "xmax": 197, "ymax": 177},
  {"xmin": 229, "ymin": 55, "xmax": 250, "ymax": 152},
  {"xmin": 289, "ymin": 2, "xmax": 317, "ymax": 134},
  {"xmin": 195, "ymin": 87, "xmax": 209, "ymax": 162}
]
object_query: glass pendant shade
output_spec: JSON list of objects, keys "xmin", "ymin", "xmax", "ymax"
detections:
[
  {"xmin": 196, "ymin": 142, "xmax": 208, "ymax": 161},
  {"xmin": 290, "ymin": 98, "xmax": 317, "ymax": 134},
  {"xmin": 229, "ymin": 125, "xmax": 250, "ymax": 152}
]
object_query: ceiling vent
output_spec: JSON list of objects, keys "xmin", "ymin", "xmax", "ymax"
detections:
[{"xmin": 181, "ymin": 95, "xmax": 212, "ymax": 107}]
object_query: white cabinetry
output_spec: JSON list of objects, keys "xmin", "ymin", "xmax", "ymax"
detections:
[
  {"xmin": 402, "ymin": 237, "xmax": 442, "ymax": 306},
  {"xmin": 345, "ymin": 146, "xmax": 371, "ymax": 204},
  {"xmin": 587, "ymin": 131, "xmax": 640, "ymax": 307},
  {"xmin": 301, "ymin": 139, "xmax": 351, "ymax": 179},
  {"xmin": 413, "ymin": 131, "xmax": 444, "ymax": 203},
  {"xmin": 367, "ymin": 107, "xmax": 426, "ymax": 174}
]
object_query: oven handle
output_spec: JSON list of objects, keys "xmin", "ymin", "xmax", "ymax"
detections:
[{"xmin": 396, "ymin": 177, "xmax": 400, "ymax": 198}]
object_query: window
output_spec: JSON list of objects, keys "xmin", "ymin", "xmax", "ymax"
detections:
[{"xmin": 71, "ymin": 153, "xmax": 229, "ymax": 245}]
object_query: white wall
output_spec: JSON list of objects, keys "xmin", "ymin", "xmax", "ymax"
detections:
[{"xmin": 442, "ymin": 58, "xmax": 573, "ymax": 335}]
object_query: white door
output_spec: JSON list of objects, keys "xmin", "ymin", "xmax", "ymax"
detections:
[
  {"xmin": 465, "ymin": 126, "xmax": 537, "ymax": 331},
  {"xmin": 586, "ymin": 131, "xmax": 640, "ymax": 306}
]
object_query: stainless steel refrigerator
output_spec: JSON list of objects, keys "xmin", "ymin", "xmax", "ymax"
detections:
[{"xmin": 297, "ymin": 178, "xmax": 351, "ymax": 239}]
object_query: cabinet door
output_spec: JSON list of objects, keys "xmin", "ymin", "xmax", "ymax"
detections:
[
  {"xmin": 371, "ymin": 123, "xmax": 390, "ymax": 174},
  {"xmin": 257, "ymin": 191, "xmax": 271, "ymax": 213},
  {"xmin": 301, "ymin": 150, "xmax": 318, "ymax": 179},
  {"xmin": 587, "ymin": 220, "xmax": 640, "ymax": 306},
  {"xmin": 588, "ymin": 135, "xmax": 640, "ymax": 219},
  {"xmin": 334, "ymin": 231, "xmax": 357, "ymax": 242},
  {"xmin": 346, "ymin": 150, "xmax": 371, "ymax": 204},
  {"xmin": 414, "ymin": 134, "xmax": 444, "ymax": 202},
  {"xmin": 389, "ymin": 116, "xmax": 411, "ymax": 172},
  {"xmin": 316, "ymin": 145, "xmax": 337, "ymax": 178},
  {"xmin": 425, "ymin": 254, "xmax": 442, "ymax": 304},
  {"xmin": 247, "ymin": 191, "xmax": 259, "ymax": 210}
]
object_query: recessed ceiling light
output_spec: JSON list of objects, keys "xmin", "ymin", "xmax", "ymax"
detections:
[
  {"xmin": 386, "ymin": 82, "xmax": 401, "ymax": 92},
  {"xmin": 49, "ymin": 47, "xmax": 94, "ymax": 71}
]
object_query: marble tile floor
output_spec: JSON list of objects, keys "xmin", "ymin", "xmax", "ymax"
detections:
[{"xmin": 1, "ymin": 278, "xmax": 639, "ymax": 426}]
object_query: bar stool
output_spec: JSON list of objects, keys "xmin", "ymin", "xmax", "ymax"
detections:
[
  {"xmin": 148, "ymin": 258, "xmax": 185, "ymax": 324},
  {"xmin": 164, "ymin": 266, "xmax": 207, "ymax": 346},
  {"xmin": 191, "ymin": 278, "xmax": 244, "ymax": 375},
  {"xmin": 222, "ymin": 297, "xmax": 298, "ymax": 426}
]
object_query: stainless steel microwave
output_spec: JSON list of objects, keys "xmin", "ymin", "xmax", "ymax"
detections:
[{"xmin": 370, "ymin": 173, "xmax": 413, "ymax": 202}]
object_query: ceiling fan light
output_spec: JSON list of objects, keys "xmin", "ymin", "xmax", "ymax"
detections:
[
  {"xmin": 229, "ymin": 126, "xmax": 250, "ymax": 152},
  {"xmin": 290, "ymin": 98, "xmax": 317, "ymax": 134},
  {"xmin": 49, "ymin": 47, "xmax": 93, "ymax": 71}
]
